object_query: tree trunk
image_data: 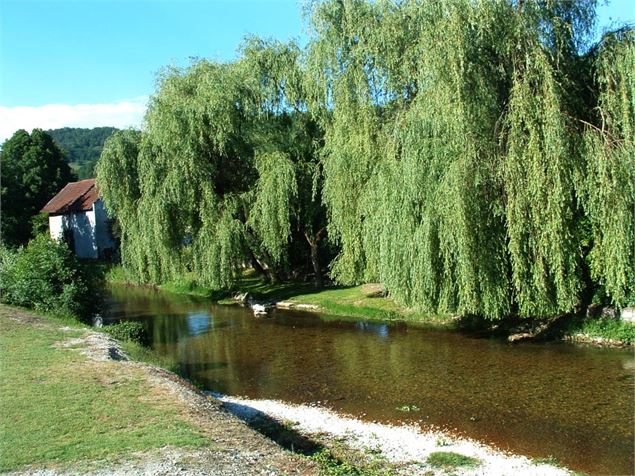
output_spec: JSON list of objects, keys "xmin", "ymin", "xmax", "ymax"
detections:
[
  {"xmin": 305, "ymin": 228, "xmax": 325, "ymax": 289},
  {"xmin": 310, "ymin": 240, "xmax": 322, "ymax": 289},
  {"xmin": 249, "ymin": 251, "xmax": 269, "ymax": 282},
  {"xmin": 244, "ymin": 228, "xmax": 280, "ymax": 284}
]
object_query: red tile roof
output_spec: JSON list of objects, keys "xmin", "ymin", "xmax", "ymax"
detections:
[{"xmin": 41, "ymin": 179, "xmax": 100, "ymax": 215}]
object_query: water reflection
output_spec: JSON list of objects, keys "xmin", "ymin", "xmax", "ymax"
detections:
[
  {"xmin": 187, "ymin": 312, "xmax": 212, "ymax": 336},
  {"xmin": 355, "ymin": 321, "xmax": 389, "ymax": 339},
  {"xmin": 104, "ymin": 284, "xmax": 635, "ymax": 475}
]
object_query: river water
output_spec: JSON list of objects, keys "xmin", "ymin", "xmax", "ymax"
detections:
[{"xmin": 104, "ymin": 284, "xmax": 634, "ymax": 475}]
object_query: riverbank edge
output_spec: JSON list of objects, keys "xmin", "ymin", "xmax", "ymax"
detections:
[
  {"xmin": 0, "ymin": 304, "xmax": 579, "ymax": 476},
  {"xmin": 105, "ymin": 266, "xmax": 634, "ymax": 347},
  {"xmin": 213, "ymin": 393, "xmax": 578, "ymax": 476},
  {"xmin": 0, "ymin": 304, "xmax": 318, "ymax": 475}
]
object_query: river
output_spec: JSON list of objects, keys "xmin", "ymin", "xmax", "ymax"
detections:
[{"xmin": 104, "ymin": 284, "xmax": 635, "ymax": 475}]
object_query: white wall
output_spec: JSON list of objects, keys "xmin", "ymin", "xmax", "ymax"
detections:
[
  {"xmin": 68, "ymin": 209, "xmax": 97, "ymax": 259},
  {"xmin": 93, "ymin": 199, "xmax": 116, "ymax": 257},
  {"xmin": 48, "ymin": 215, "xmax": 65, "ymax": 240},
  {"xmin": 48, "ymin": 199, "xmax": 116, "ymax": 259},
  {"xmin": 49, "ymin": 210, "xmax": 98, "ymax": 259}
]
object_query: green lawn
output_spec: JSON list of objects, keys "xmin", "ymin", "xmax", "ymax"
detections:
[
  {"xmin": 287, "ymin": 284, "xmax": 420, "ymax": 321},
  {"xmin": 0, "ymin": 307, "xmax": 207, "ymax": 472}
]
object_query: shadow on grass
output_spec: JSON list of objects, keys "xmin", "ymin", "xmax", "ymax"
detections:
[{"xmin": 231, "ymin": 274, "xmax": 348, "ymax": 302}]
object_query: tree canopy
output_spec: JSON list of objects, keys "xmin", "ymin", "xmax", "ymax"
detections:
[
  {"xmin": 97, "ymin": 0, "xmax": 634, "ymax": 317},
  {"xmin": 97, "ymin": 39, "xmax": 328, "ymax": 289},
  {"xmin": 1, "ymin": 129, "xmax": 75, "ymax": 247}
]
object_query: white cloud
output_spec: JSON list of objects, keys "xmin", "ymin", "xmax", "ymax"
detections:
[{"xmin": 0, "ymin": 97, "xmax": 148, "ymax": 143}]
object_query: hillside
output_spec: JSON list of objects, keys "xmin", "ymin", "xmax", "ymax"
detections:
[{"xmin": 47, "ymin": 127, "xmax": 118, "ymax": 179}]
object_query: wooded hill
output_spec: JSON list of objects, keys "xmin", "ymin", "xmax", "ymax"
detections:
[
  {"xmin": 48, "ymin": 127, "xmax": 118, "ymax": 179},
  {"xmin": 96, "ymin": 0, "xmax": 634, "ymax": 320}
]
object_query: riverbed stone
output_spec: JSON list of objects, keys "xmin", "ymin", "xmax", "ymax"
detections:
[
  {"xmin": 620, "ymin": 307, "xmax": 635, "ymax": 324},
  {"xmin": 601, "ymin": 307, "xmax": 618, "ymax": 320}
]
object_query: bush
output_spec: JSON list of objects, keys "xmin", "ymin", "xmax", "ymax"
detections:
[
  {"xmin": 103, "ymin": 321, "xmax": 148, "ymax": 345},
  {"xmin": 0, "ymin": 235, "xmax": 98, "ymax": 320},
  {"xmin": 577, "ymin": 318, "xmax": 635, "ymax": 345}
]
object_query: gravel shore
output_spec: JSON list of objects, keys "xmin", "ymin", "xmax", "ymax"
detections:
[{"xmin": 216, "ymin": 393, "xmax": 572, "ymax": 476}]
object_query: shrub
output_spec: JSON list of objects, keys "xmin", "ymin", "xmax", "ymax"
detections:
[
  {"xmin": 0, "ymin": 235, "xmax": 98, "ymax": 320},
  {"xmin": 103, "ymin": 321, "xmax": 148, "ymax": 345},
  {"xmin": 578, "ymin": 318, "xmax": 635, "ymax": 345}
]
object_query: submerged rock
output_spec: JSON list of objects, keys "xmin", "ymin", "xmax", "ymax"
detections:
[{"xmin": 251, "ymin": 303, "xmax": 272, "ymax": 316}]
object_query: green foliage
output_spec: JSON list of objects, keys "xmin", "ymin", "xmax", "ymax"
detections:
[
  {"xmin": 47, "ymin": 127, "xmax": 118, "ymax": 179},
  {"xmin": 103, "ymin": 321, "xmax": 149, "ymax": 345},
  {"xmin": 0, "ymin": 235, "xmax": 98, "ymax": 320},
  {"xmin": 571, "ymin": 316, "xmax": 635, "ymax": 344},
  {"xmin": 581, "ymin": 29, "xmax": 635, "ymax": 308},
  {"xmin": 311, "ymin": 448, "xmax": 364, "ymax": 476},
  {"xmin": 503, "ymin": 44, "xmax": 579, "ymax": 317},
  {"xmin": 97, "ymin": 41, "xmax": 327, "ymax": 290},
  {"xmin": 30, "ymin": 213, "xmax": 50, "ymax": 238},
  {"xmin": 250, "ymin": 152, "xmax": 298, "ymax": 264},
  {"xmin": 104, "ymin": 264, "xmax": 129, "ymax": 283},
  {"xmin": 0, "ymin": 129, "xmax": 75, "ymax": 246},
  {"xmin": 426, "ymin": 451, "xmax": 481, "ymax": 470},
  {"xmin": 96, "ymin": 1, "xmax": 633, "ymax": 321},
  {"xmin": 307, "ymin": 0, "xmax": 631, "ymax": 319}
]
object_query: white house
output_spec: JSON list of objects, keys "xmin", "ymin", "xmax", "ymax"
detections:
[{"xmin": 41, "ymin": 178, "xmax": 116, "ymax": 259}]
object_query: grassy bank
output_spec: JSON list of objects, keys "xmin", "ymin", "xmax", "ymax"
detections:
[
  {"xmin": 561, "ymin": 315, "xmax": 635, "ymax": 345},
  {"xmin": 105, "ymin": 265, "xmax": 634, "ymax": 345},
  {"xmin": 0, "ymin": 305, "xmax": 207, "ymax": 472},
  {"xmin": 0, "ymin": 304, "xmax": 411, "ymax": 475},
  {"xmin": 106, "ymin": 265, "xmax": 450, "ymax": 325}
]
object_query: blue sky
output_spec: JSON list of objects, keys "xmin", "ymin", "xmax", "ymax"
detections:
[{"xmin": 0, "ymin": 0, "xmax": 633, "ymax": 140}]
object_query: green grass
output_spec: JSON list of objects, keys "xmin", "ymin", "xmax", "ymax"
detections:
[
  {"xmin": 311, "ymin": 448, "xmax": 395, "ymax": 476},
  {"xmin": 567, "ymin": 317, "xmax": 635, "ymax": 344},
  {"xmin": 287, "ymin": 285, "xmax": 414, "ymax": 321},
  {"xmin": 103, "ymin": 264, "xmax": 129, "ymax": 283},
  {"xmin": 426, "ymin": 451, "xmax": 481, "ymax": 470},
  {"xmin": 311, "ymin": 449, "xmax": 365, "ymax": 475},
  {"xmin": 160, "ymin": 277, "xmax": 221, "ymax": 299},
  {"xmin": 104, "ymin": 266, "xmax": 430, "ymax": 324},
  {"xmin": 0, "ymin": 306, "xmax": 207, "ymax": 472}
]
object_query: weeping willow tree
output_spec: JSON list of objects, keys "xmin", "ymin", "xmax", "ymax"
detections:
[
  {"xmin": 241, "ymin": 37, "xmax": 328, "ymax": 286},
  {"xmin": 582, "ymin": 29, "xmax": 635, "ymax": 307},
  {"xmin": 97, "ymin": 39, "xmax": 327, "ymax": 288},
  {"xmin": 95, "ymin": 129, "xmax": 144, "ymax": 278},
  {"xmin": 98, "ymin": 0, "xmax": 631, "ymax": 317},
  {"xmin": 306, "ymin": 0, "xmax": 614, "ymax": 318}
]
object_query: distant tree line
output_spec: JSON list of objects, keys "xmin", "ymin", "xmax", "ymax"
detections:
[
  {"xmin": 47, "ymin": 127, "xmax": 118, "ymax": 179},
  {"xmin": 96, "ymin": 0, "xmax": 634, "ymax": 319}
]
